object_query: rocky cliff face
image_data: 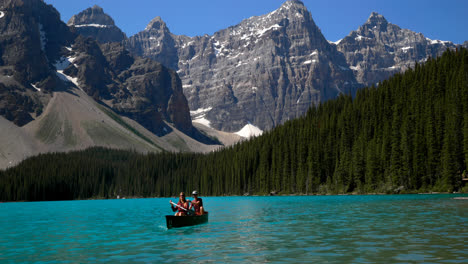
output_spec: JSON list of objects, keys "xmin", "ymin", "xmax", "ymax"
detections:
[
  {"xmin": 125, "ymin": 16, "xmax": 179, "ymax": 70},
  {"xmin": 336, "ymin": 12, "xmax": 457, "ymax": 86},
  {"xmin": 55, "ymin": 36, "xmax": 196, "ymax": 137},
  {"xmin": 101, "ymin": 43, "xmax": 194, "ymax": 136},
  {"xmin": 67, "ymin": 5, "xmax": 126, "ymax": 44},
  {"xmin": 0, "ymin": 0, "xmax": 208, "ymax": 144},
  {"xmin": 126, "ymin": 0, "xmax": 359, "ymax": 131},
  {"xmin": 0, "ymin": 0, "xmax": 74, "ymax": 126}
]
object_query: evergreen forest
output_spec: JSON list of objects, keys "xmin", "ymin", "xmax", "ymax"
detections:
[{"xmin": 1, "ymin": 48, "xmax": 467, "ymax": 201}]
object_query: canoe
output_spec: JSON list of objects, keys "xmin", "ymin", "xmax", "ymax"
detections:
[{"xmin": 165, "ymin": 213, "xmax": 209, "ymax": 229}]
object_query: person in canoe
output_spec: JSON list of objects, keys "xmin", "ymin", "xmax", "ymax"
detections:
[
  {"xmin": 189, "ymin": 190, "xmax": 205, "ymax": 215},
  {"xmin": 170, "ymin": 192, "xmax": 190, "ymax": 216}
]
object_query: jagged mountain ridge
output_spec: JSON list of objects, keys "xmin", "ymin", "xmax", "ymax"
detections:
[
  {"xmin": 125, "ymin": 0, "xmax": 359, "ymax": 131},
  {"xmin": 119, "ymin": 0, "xmax": 463, "ymax": 132},
  {"xmin": 335, "ymin": 12, "xmax": 458, "ymax": 86}
]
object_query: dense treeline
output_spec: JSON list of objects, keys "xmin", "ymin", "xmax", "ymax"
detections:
[{"xmin": 1, "ymin": 48, "xmax": 467, "ymax": 201}]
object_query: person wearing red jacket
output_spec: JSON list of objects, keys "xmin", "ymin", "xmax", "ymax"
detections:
[{"xmin": 170, "ymin": 192, "xmax": 189, "ymax": 216}]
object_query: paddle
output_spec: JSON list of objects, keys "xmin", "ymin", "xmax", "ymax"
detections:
[{"xmin": 170, "ymin": 201, "xmax": 195, "ymax": 216}]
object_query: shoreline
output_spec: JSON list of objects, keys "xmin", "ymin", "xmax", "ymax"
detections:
[{"xmin": 2, "ymin": 192, "xmax": 467, "ymax": 203}]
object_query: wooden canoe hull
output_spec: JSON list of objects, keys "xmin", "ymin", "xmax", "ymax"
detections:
[{"xmin": 166, "ymin": 213, "xmax": 209, "ymax": 229}]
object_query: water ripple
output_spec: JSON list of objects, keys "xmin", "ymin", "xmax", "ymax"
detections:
[{"xmin": 1, "ymin": 194, "xmax": 467, "ymax": 263}]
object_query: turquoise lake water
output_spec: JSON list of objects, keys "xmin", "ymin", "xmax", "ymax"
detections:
[{"xmin": 1, "ymin": 194, "xmax": 467, "ymax": 263}]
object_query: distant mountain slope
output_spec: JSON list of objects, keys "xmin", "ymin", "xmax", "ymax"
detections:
[
  {"xmin": 23, "ymin": 87, "xmax": 163, "ymax": 153},
  {"xmin": 0, "ymin": 116, "xmax": 44, "ymax": 169}
]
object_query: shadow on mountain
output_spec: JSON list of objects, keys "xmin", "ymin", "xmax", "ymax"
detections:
[{"xmin": 183, "ymin": 127, "xmax": 222, "ymax": 146}]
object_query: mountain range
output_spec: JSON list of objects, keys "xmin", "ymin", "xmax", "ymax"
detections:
[
  {"xmin": 71, "ymin": 0, "xmax": 463, "ymax": 132},
  {"xmin": 0, "ymin": 0, "xmax": 232, "ymax": 169},
  {"xmin": 0, "ymin": 0, "xmax": 466, "ymax": 168}
]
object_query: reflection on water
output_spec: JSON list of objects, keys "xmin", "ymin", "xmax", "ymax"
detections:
[{"xmin": 1, "ymin": 194, "xmax": 467, "ymax": 263}]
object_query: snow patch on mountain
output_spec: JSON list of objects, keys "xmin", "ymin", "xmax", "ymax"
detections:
[
  {"xmin": 190, "ymin": 107, "xmax": 213, "ymax": 128},
  {"xmin": 54, "ymin": 56, "xmax": 77, "ymax": 70},
  {"xmin": 303, "ymin": 59, "xmax": 316, "ymax": 65},
  {"xmin": 426, "ymin": 37, "xmax": 451, "ymax": 45},
  {"xmin": 401, "ymin": 46, "xmax": 412, "ymax": 53},
  {"xmin": 56, "ymin": 70, "xmax": 80, "ymax": 89},
  {"xmin": 192, "ymin": 117, "xmax": 211, "ymax": 128},
  {"xmin": 257, "ymin": 24, "xmax": 282, "ymax": 37},
  {"xmin": 235, "ymin": 124, "xmax": 263, "ymax": 138},
  {"xmin": 213, "ymin": 40, "xmax": 231, "ymax": 57},
  {"xmin": 190, "ymin": 107, "xmax": 212, "ymax": 116},
  {"xmin": 330, "ymin": 39, "xmax": 342, "ymax": 45},
  {"xmin": 233, "ymin": 12, "xmax": 285, "ymax": 41},
  {"xmin": 355, "ymin": 35, "xmax": 371, "ymax": 41},
  {"xmin": 31, "ymin": 83, "xmax": 41, "ymax": 92},
  {"xmin": 74, "ymin": 24, "xmax": 111, "ymax": 28},
  {"xmin": 54, "ymin": 55, "xmax": 80, "ymax": 90}
]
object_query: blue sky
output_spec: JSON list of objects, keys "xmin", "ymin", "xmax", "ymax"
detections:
[{"xmin": 44, "ymin": 0, "xmax": 467, "ymax": 44}]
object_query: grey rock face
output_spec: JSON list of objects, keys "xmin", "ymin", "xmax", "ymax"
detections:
[
  {"xmin": 67, "ymin": 5, "xmax": 126, "ymax": 43},
  {"xmin": 103, "ymin": 46, "xmax": 193, "ymax": 137},
  {"xmin": 125, "ymin": 16, "xmax": 179, "ymax": 70},
  {"xmin": 126, "ymin": 0, "xmax": 359, "ymax": 131},
  {"xmin": 61, "ymin": 38, "xmax": 194, "ymax": 137},
  {"xmin": 336, "ymin": 12, "xmax": 457, "ymax": 86},
  {"xmin": 0, "ymin": 0, "xmax": 74, "ymax": 126}
]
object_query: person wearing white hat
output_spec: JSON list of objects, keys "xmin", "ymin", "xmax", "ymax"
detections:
[{"xmin": 189, "ymin": 190, "xmax": 205, "ymax": 215}]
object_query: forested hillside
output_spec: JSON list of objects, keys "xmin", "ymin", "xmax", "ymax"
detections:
[{"xmin": 1, "ymin": 48, "xmax": 467, "ymax": 201}]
